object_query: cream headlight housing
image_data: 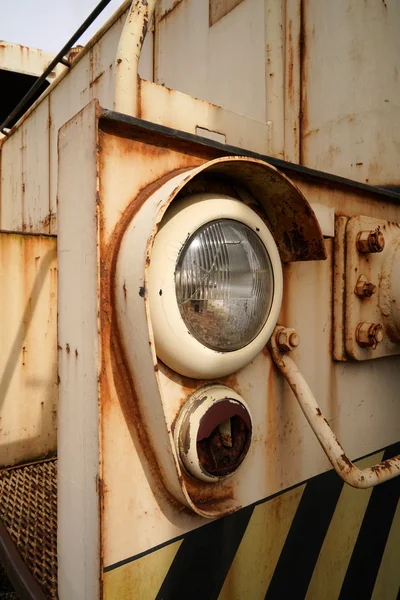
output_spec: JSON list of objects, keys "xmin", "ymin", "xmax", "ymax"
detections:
[{"xmin": 148, "ymin": 193, "xmax": 283, "ymax": 378}]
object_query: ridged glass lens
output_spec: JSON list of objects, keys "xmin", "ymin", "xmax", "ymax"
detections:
[{"xmin": 175, "ymin": 219, "xmax": 274, "ymax": 351}]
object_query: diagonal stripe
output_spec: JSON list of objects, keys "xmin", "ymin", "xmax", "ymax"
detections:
[
  {"xmin": 103, "ymin": 539, "xmax": 183, "ymax": 600},
  {"xmin": 371, "ymin": 499, "xmax": 400, "ymax": 600},
  {"xmin": 155, "ymin": 505, "xmax": 254, "ymax": 600},
  {"xmin": 305, "ymin": 454, "xmax": 381, "ymax": 600},
  {"xmin": 218, "ymin": 485, "xmax": 305, "ymax": 600},
  {"xmin": 265, "ymin": 467, "xmax": 344, "ymax": 600},
  {"xmin": 339, "ymin": 442, "xmax": 400, "ymax": 600}
]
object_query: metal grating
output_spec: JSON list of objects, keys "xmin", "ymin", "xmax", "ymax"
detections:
[{"xmin": 0, "ymin": 460, "xmax": 57, "ymax": 598}]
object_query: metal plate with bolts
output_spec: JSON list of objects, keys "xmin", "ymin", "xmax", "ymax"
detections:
[{"xmin": 335, "ymin": 215, "xmax": 400, "ymax": 361}]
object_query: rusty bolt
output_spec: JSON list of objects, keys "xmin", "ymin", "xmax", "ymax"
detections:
[
  {"xmin": 66, "ymin": 45, "xmax": 84, "ymax": 63},
  {"xmin": 356, "ymin": 322, "xmax": 384, "ymax": 349},
  {"xmin": 356, "ymin": 228, "xmax": 385, "ymax": 253},
  {"xmin": 355, "ymin": 275, "xmax": 377, "ymax": 298},
  {"xmin": 277, "ymin": 327, "xmax": 300, "ymax": 352}
]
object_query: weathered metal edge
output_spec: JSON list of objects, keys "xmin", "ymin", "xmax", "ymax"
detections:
[
  {"xmin": 0, "ymin": 230, "xmax": 56, "ymax": 239},
  {"xmin": 0, "ymin": 521, "xmax": 47, "ymax": 600},
  {"xmin": 99, "ymin": 108, "xmax": 400, "ymax": 203}
]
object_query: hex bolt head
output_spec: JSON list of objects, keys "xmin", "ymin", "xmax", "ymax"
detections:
[
  {"xmin": 277, "ymin": 327, "xmax": 300, "ymax": 352},
  {"xmin": 355, "ymin": 275, "xmax": 377, "ymax": 298},
  {"xmin": 356, "ymin": 322, "xmax": 384, "ymax": 349},
  {"xmin": 356, "ymin": 228, "xmax": 385, "ymax": 253}
]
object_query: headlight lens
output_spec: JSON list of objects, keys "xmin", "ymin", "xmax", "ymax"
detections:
[{"xmin": 175, "ymin": 219, "xmax": 274, "ymax": 351}]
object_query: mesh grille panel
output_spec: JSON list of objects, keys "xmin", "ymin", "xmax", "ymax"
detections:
[{"xmin": 0, "ymin": 460, "xmax": 57, "ymax": 598}]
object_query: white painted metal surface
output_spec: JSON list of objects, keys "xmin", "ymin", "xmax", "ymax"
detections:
[
  {"xmin": 265, "ymin": 0, "xmax": 285, "ymax": 159},
  {"xmin": 139, "ymin": 79, "xmax": 270, "ymax": 153},
  {"xmin": 0, "ymin": 41, "xmax": 65, "ymax": 80},
  {"xmin": 57, "ymin": 102, "xmax": 100, "ymax": 600},
  {"xmin": 0, "ymin": 232, "xmax": 57, "ymax": 467},
  {"xmin": 1, "ymin": 0, "xmax": 399, "ymax": 237},
  {"xmin": 310, "ymin": 203, "xmax": 335, "ymax": 238},
  {"xmin": 101, "ymin": 121, "xmax": 398, "ymax": 568},
  {"xmin": 0, "ymin": 0, "xmax": 270, "ymax": 236},
  {"xmin": 302, "ymin": 0, "xmax": 400, "ymax": 185},
  {"xmin": 155, "ymin": 0, "xmax": 267, "ymax": 122},
  {"xmin": 0, "ymin": 1, "xmax": 399, "ymax": 596}
]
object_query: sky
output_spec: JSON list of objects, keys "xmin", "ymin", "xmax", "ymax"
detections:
[{"xmin": 0, "ymin": 0, "xmax": 123, "ymax": 53}]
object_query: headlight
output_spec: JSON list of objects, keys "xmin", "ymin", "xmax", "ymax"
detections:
[
  {"xmin": 148, "ymin": 193, "xmax": 283, "ymax": 378},
  {"xmin": 175, "ymin": 219, "xmax": 274, "ymax": 352}
]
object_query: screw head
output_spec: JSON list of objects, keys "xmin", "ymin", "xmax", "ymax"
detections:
[
  {"xmin": 357, "ymin": 229, "xmax": 385, "ymax": 253},
  {"xmin": 356, "ymin": 322, "xmax": 384, "ymax": 349}
]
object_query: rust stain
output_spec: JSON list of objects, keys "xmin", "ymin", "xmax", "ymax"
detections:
[
  {"xmin": 89, "ymin": 71, "xmax": 105, "ymax": 89},
  {"xmin": 340, "ymin": 453, "xmax": 353, "ymax": 471},
  {"xmin": 287, "ymin": 20, "xmax": 294, "ymax": 105},
  {"xmin": 159, "ymin": 362, "xmax": 204, "ymax": 410},
  {"xmin": 40, "ymin": 211, "xmax": 53, "ymax": 230},
  {"xmin": 95, "ymin": 124, "xmax": 328, "ymax": 525},
  {"xmin": 183, "ymin": 473, "xmax": 234, "ymax": 507},
  {"xmin": 180, "ymin": 159, "xmax": 326, "ymax": 263},
  {"xmin": 221, "ymin": 371, "xmax": 241, "ymax": 394},
  {"xmin": 160, "ymin": 361, "xmax": 243, "ymax": 416},
  {"xmin": 371, "ymin": 460, "xmax": 392, "ymax": 473},
  {"xmin": 98, "ymin": 146, "xmax": 198, "ymax": 514},
  {"xmin": 265, "ymin": 364, "xmax": 280, "ymax": 490},
  {"xmin": 67, "ymin": 45, "xmax": 83, "ymax": 63},
  {"xmin": 299, "ymin": 0, "xmax": 307, "ymax": 164}
]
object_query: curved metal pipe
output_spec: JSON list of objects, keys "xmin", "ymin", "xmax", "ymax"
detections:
[
  {"xmin": 114, "ymin": 0, "xmax": 158, "ymax": 116},
  {"xmin": 269, "ymin": 326, "xmax": 400, "ymax": 488}
]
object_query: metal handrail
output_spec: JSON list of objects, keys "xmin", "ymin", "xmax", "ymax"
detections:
[
  {"xmin": 269, "ymin": 326, "xmax": 400, "ymax": 488},
  {"xmin": 113, "ymin": 0, "xmax": 158, "ymax": 116},
  {"xmin": 0, "ymin": 0, "xmax": 113, "ymax": 134}
]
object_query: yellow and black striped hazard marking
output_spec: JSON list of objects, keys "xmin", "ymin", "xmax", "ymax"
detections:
[{"xmin": 104, "ymin": 442, "xmax": 400, "ymax": 600}]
